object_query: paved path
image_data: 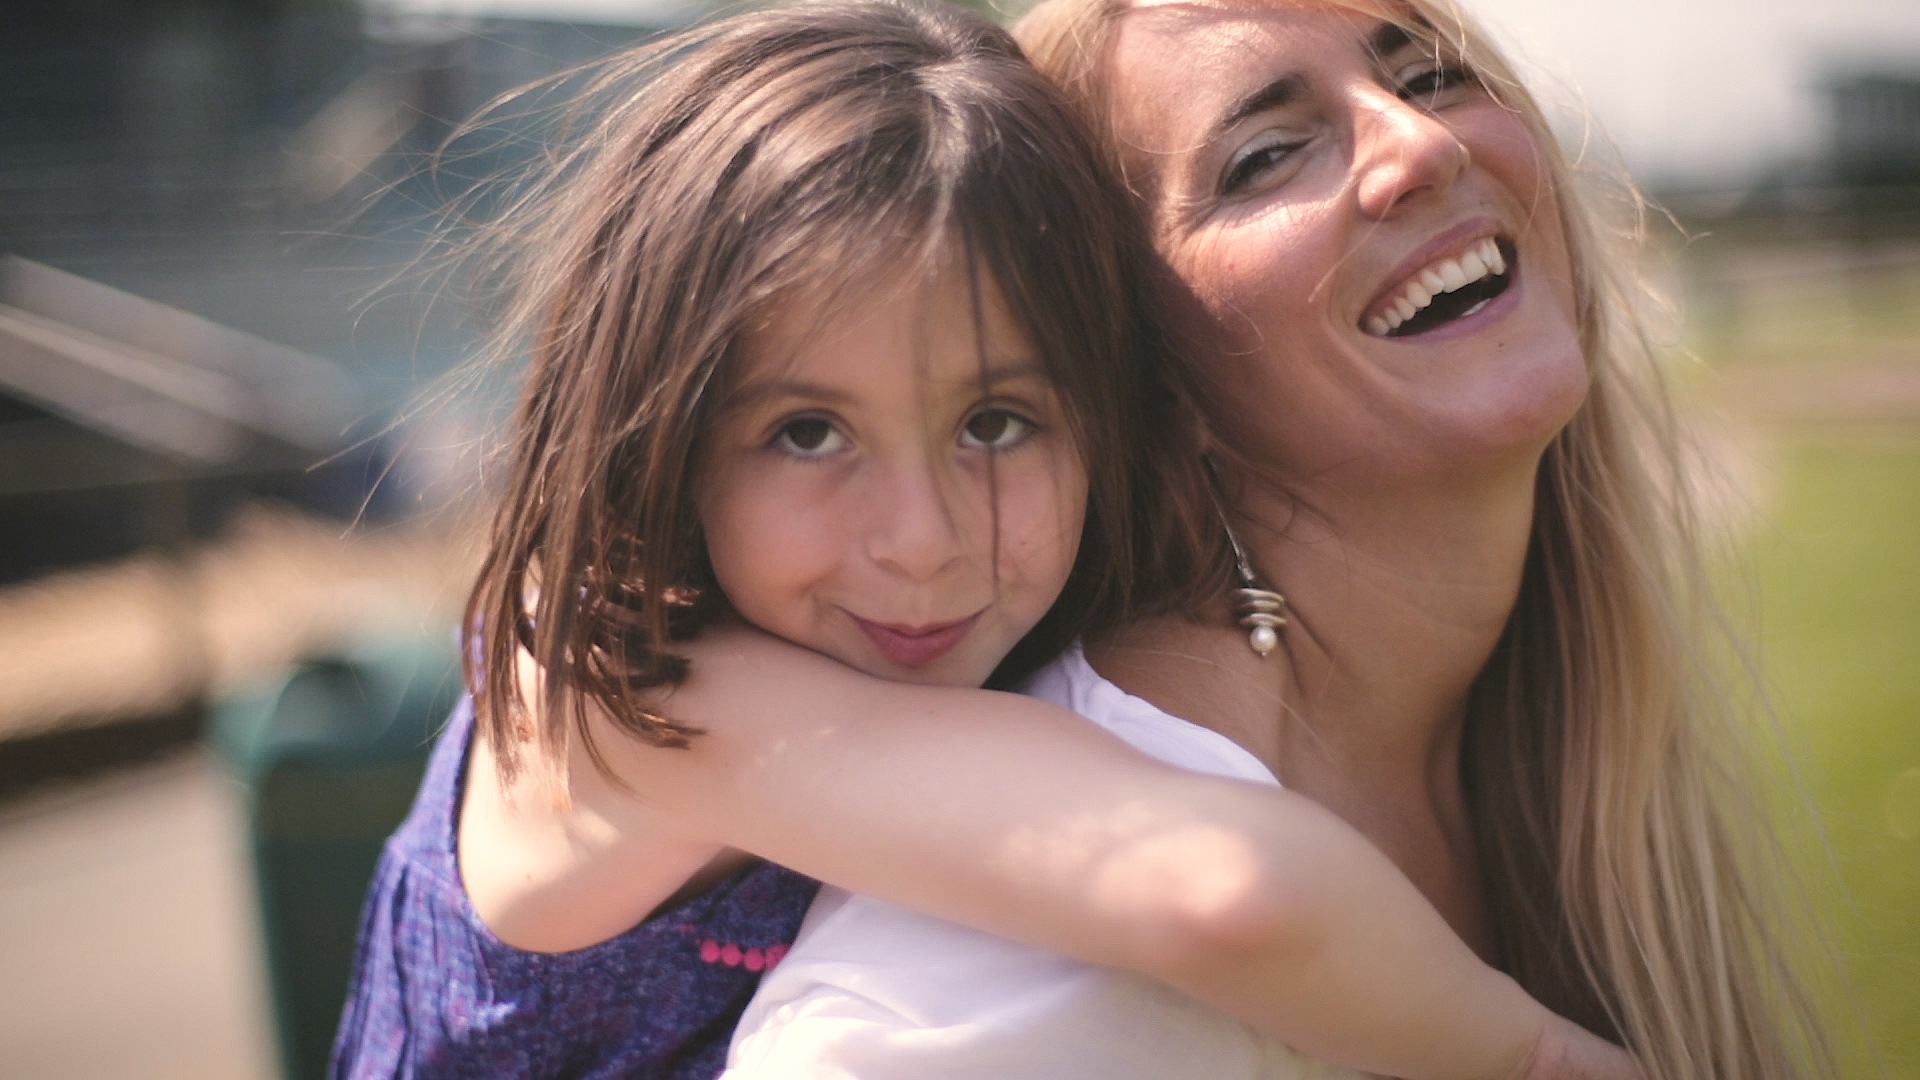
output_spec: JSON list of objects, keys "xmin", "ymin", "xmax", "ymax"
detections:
[
  {"xmin": 0, "ymin": 507, "xmax": 472, "ymax": 742},
  {"xmin": 0, "ymin": 751, "xmax": 275, "ymax": 1080}
]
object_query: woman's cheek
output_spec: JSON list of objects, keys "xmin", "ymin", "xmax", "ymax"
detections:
[{"xmin": 1178, "ymin": 217, "xmax": 1320, "ymax": 356}]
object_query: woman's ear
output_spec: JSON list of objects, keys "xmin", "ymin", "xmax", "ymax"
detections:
[
  {"xmin": 1188, "ymin": 409, "xmax": 1217, "ymax": 459},
  {"xmin": 1161, "ymin": 375, "xmax": 1214, "ymax": 459}
]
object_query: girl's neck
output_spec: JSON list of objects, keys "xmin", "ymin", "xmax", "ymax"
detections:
[{"xmin": 1089, "ymin": 457, "xmax": 1539, "ymax": 957}]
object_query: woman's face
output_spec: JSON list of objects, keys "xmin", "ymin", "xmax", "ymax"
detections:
[{"xmin": 1106, "ymin": 0, "xmax": 1587, "ymax": 486}]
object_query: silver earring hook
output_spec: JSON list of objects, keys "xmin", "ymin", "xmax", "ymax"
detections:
[{"xmin": 1202, "ymin": 457, "xmax": 1288, "ymax": 657}]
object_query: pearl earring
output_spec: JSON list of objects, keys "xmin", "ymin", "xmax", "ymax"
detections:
[
  {"xmin": 1203, "ymin": 458, "xmax": 1287, "ymax": 657},
  {"xmin": 1223, "ymin": 518, "xmax": 1287, "ymax": 657}
]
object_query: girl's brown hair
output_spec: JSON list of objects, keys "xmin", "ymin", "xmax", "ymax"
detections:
[
  {"xmin": 463, "ymin": 0, "xmax": 1225, "ymax": 789},
  {"xmin": 1016, "ymin": 1, "xmax": 1836, "ymax": 1076}
]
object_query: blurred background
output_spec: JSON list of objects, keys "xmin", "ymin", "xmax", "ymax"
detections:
[{"xmin": 0, "ymin": 0, "xmax": 1913, "ymax": 1077}]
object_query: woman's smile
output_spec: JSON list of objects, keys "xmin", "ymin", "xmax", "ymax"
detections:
[
  {"xmin": 1362, "ymin": 231, "xmax": 1513, "ymax": 339},
  {"xmin": 1111, "ymin": 0, "xmax": 1586, "ymax": 481}
]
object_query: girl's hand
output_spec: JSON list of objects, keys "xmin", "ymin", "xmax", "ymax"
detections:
[{"xmin": 1510, "ymin": 1017, "xmax": 1645, "ymax": 1080}]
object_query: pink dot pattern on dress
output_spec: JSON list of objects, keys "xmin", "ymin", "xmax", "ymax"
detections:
[{"xmin": 696, "ymin": 939, "xmax": 788, "ymax": 971}]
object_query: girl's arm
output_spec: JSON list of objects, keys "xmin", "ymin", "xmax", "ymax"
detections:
[{"xmin": 525, "ymin": 624, "xmax": 1634, "ymax": 1080}]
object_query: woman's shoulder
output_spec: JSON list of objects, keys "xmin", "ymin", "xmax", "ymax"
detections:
[{"xmin": 1019, "ymin": 644, "xmax": 1278, "ymax": 786}]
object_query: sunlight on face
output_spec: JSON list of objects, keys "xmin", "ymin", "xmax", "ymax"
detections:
[
  {"xmin": 698, "ymin": 265, "xmax": 1089, "ymax": 688},
  {"xmin": 1110, "ymin": 0, "xmax": 1586, "ymax": 486}
]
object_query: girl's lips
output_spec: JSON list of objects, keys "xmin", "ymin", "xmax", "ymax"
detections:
[{"xmin": 851, "ymin": 612, "xmax": 982, "ymax": 667}]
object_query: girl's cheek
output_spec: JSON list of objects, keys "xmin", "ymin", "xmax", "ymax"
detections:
[
  {"xmin": 704, "ymin": 460, "xmax": 823, "ymax": 562},
  {"xmin": 996, "ymin": 442, "xmax": 1088, "ymax": 572}
]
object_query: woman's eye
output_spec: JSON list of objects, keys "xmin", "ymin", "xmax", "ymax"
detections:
[
  {"xmin": 1222, "ymin": 138, "xmax": 1304, "ymax": 195},
  {"xmin": 772, "ymin": 417, "xmax": 845, "ymax": 456},
  {"xmin": 959, "ymin": 408, "xmax": 1032, "ymax": 451},
  {"xmin": 1398, "ymin": 62, "xmax": 1474, "ymax": 105}
]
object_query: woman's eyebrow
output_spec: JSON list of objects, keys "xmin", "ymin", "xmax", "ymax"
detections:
[
  {"xmin": 1212, "ymin": 73, "xmax": 1307, "ymax": 140},
  {"xmin": 1367, "ymin": 20, "xmax": 1415, "ymax": 60}
]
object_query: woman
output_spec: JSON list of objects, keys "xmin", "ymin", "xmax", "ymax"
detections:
[
  {"xmin": 1005, "ymin": 0, "xmax": 1833, "ymax": 1075},
  {"xmin": 720, "ymin": 1, "xmax": 1829, "ymax": 1078}
]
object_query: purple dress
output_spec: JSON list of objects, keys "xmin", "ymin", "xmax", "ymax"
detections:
[{"xmin": 330, "ymin": 698, "xmax": 820, "ymax": 1080}]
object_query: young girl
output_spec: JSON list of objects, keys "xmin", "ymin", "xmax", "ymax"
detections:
[{"xmin": 333, "ymin": 3, "xmax": 1639, "ymax": 1078}]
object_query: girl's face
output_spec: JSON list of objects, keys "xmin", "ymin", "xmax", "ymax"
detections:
[
  {"xmin": 699, "ymin": 268, "xmax": 1089, "ymax": 689},
  {"xmin": 1107, "ymin": 0, "xmax": 1587, "ymax": 484}
]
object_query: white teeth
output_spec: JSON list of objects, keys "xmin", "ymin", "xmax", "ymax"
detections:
[
  {"xmin": 1482, "ymin": 239, "xmax": 1507, "ymax": 276},
  {"xmin": 1364, "ymin": 238, "xmax": 1510, "ymax": 337}
]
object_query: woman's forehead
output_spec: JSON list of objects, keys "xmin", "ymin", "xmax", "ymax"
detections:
[
  {"xmin": 1126, "ymin": 0, "xmax": 1397, "ymax": 18},
  {"xmin": 1113, "ymin": 0, "xmax": 1400, "ymax": 74},
  {"xmin": 1105, "ymin": 0, "xmax": 1419, "ymax": 150},
  {"xmin": 1105, "ymin": 4, "xmax": 1355, "ymax": 146}
]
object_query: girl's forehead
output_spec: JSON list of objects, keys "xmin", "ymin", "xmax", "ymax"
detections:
[{"xmin": 735, "ymin": 261, "xmax": 1034, "ymax": 384}]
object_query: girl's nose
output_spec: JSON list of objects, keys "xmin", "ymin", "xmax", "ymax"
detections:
[
  {"xmin": 1352, "ymin": 90, "xmax": 1470, "ymax": 219},
  {"xmin": 865, "ymin": 458, "xmax": 970, "ymax": 581}
]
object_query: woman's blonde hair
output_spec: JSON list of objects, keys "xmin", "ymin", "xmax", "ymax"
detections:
[{"xmin": 1016, "ymin": 1, "xmax": 1834, "ymax": 1077}]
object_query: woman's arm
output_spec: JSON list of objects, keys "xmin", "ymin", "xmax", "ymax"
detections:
[{"xmin": 534, "ymin": 624, "xmax": 1635, "ymax": 1080}]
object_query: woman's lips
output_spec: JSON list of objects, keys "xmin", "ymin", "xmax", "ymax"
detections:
[{"xmin": 851, "ymin": 612, "xmax": 981, "ymax": 667}]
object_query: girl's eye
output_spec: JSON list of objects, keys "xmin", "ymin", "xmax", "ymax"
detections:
[
  {"xmin": 1222, "ymin": 137, "xmax": 1306, "ymax": 196},
  {"xmin": 959, "ymin": 408, "xmax": 1033, "ymax": 451},
  {"xmin": 772, "ymin": 416, "xmax": 846, "ymax": 456}
]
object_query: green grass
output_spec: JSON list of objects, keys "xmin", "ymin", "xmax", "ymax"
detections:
[
  {"xmin": 1692, "ymin": 269, "xmax": 1920, "ymax": 374},
  {"xmin": 1746, "ymin": 437, "xmax": 1920, "ymax": 1076}
]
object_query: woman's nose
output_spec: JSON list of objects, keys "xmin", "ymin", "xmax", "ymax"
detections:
[
  {"xmin": 1352, "ymin": 91, "xmax": 1470, "ymax": 219},
  {"xmin": 865, "ymin": 458, "xmax": 970, "ymax": 581}
]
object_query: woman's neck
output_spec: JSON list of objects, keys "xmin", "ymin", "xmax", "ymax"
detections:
[{"xmin": 1090, "ymin": 458, "xmax": 1540, "ymax": 957}]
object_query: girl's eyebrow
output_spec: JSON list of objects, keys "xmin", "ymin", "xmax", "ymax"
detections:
[
  {"xmin": 724, "ymin": 360, "xmax": 1048, "ymax": 411},
  {"xmin": 944, "ymin": 358, "xmax": 1049, "ymax": 388},
  {"xmin": 724, "ymin": 378, "xmax": 857, "ymax": 412}
]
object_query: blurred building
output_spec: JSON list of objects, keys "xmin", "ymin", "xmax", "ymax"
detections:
[
  {"xmin": 1833, "ymin": 72, "xmax": 1920, "ymax": 185},
  {"xmin": 0, "ymin": 0, "xmax": 686, "ymax": 762},
  {"xmin": 1653, "ymin": 63, "xmax": 1920, "ymax": 245},
  {"xmin": 0, "ymin": 0, "xmax": 679, "ymax": 586}
]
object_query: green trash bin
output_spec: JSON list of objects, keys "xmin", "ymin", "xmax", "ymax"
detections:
[{"xmin": 210, "ymin": 633, "xmax": 463, "ymax": 1080}]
